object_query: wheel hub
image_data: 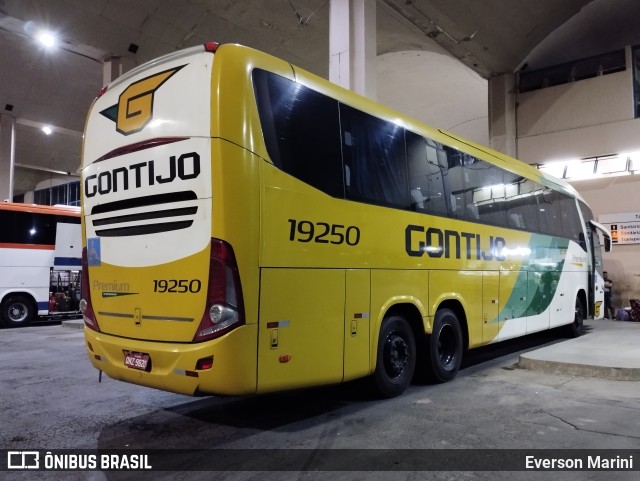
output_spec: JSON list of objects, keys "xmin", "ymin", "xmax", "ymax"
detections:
[
  {"xmin": 438, "ymin": 325, "xmax": 456, "ymax": 367},
  {"xmin": 9, "ymin": 304, "xmax": 27, "ymax": 322},
  {"xmin": 384, "ymin": 333, "xmax": 409, "ymax": 379}
]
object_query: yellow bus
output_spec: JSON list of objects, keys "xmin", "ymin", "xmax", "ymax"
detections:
[{"xmin": 80, "ymin": 42, "xmax": 611, "ymax": 398}]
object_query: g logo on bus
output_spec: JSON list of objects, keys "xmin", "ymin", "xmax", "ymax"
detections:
[{"xmin": 100, "ymin": 65, "xmax": 185, "ymax": 135}]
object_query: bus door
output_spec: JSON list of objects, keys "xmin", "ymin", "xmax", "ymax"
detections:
[
  {"xmin": 257, "ymin": 268, "xmax": 345, "ymax": 393},
  {"xmin": 589, "ymin": 220, "xmax": 612, "ymax": 319},
  {"xmin": 53, "ymin": 221, "xmax": 82, "ymax": 270}
]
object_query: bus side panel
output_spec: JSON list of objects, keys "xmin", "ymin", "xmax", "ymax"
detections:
[
  {"xmin": 257, "ymin": 268, "xmax": 345, "ymax": 393},
  {"xmin": 344, "ymin": 269, "xmax": 371, "ymax": 382},
  {"xmin": 0, "ymin": 250, "xmax": 52, "ymax": 315},
  {"xmin": 482, "ymin": 271, "xmax": 500, "ymax": 344},
  {"xmin": 212, "ymin": 44, "xmax": 294, "ymax": 162},
  {"xmin": 525, "ymin": 270, "xmax": 550, "ymax": 333},
  {"xmin": 211, "ymin": 140, "xmax": 262, "ymax": 327},
  {"xmin": 498, "ymin": 270, "xmax": 528, "ymax": 341},
  {"xmin": 549, "ymin": 270, "xmax": 585, "ymax": 329},
  {"xmin": 54, "ymin": 223, "xmax": 82, "ymax": 269},
  {"xmin": 370, "ymin": 269, "xmax": 429, "ymax": 369},
  {"xmin": 428, "ymin": 270, "xmax": 482, "ymax": 347}
]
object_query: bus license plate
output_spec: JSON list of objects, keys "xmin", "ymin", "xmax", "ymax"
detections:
[{"xmin": 124, "ymin": 351, "xmax": 150, "ymax": 371}]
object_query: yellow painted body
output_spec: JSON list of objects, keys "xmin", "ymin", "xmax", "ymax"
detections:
[{"xmin": 82, "ymin": 43, "xmax": 594, "ymax": 396}]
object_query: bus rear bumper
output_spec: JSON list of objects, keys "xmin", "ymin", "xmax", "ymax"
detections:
[{"xmin": 84, "ymin": 324, "xmax": 258, "ymax": 396}]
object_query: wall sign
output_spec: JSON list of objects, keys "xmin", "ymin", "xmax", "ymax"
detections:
[{"xmin": 599, "ymin": 212, "xmax": 640, "ymax": 245}]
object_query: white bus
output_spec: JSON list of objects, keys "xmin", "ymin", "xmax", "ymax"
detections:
[{"xmin": 0, "ymin": 203, "xmax": 82, "ymax": 327}]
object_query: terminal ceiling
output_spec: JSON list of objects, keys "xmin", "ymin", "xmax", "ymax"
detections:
[{"xmin": 2, "ymin": 0, "xmax": 640, "ymax": 195}]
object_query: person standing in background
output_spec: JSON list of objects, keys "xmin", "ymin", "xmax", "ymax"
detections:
[{"xmin": 603, "ymin": 271, "xmax": 614, "ymax": 319}]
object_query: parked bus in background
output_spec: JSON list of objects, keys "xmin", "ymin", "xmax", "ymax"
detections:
[
  {"xmin": 80, "ymin": 42, "xmax": 612, "ymax": 398},
  {"xmin": 0, "ymin": 203, "xmax": 82, "ymax": 327}
]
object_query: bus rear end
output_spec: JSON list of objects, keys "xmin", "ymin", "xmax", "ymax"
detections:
[{"xmin": 81, "ymin": 43, "xmax": 257, "ymax": 396}]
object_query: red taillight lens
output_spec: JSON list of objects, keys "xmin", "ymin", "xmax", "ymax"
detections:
[
  {"xmin": 204, "ymin": 41, "xmax": 219, "ymax": 53},
  {"xmin": 96, "ymin": 85, "xmax": 108, "ymax": 99},
  {"xmin": 80, "ymin": 248, "xmax": 100, "ymax": 332},
  {"xmin": 192, "ymin": 239, "xmax": 245, "ymax": 342},
  {"xmin": 196, "ymin": 356, "xmax": 214, "ymax": 370}
]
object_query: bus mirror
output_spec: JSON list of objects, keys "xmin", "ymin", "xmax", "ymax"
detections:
[{"xmin": 604, "ymin": 236, "xmax": 612, "ymax": 252}]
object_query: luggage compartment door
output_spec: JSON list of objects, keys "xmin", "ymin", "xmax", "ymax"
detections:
[{"xmin": 257, "ymin": 268, "xmax": 345, "ymax": 393}]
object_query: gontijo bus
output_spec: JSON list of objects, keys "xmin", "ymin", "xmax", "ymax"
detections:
[
  {"xmin": 0, "ymin": 202, "xmax": 82, "ymax": 327},
  {"xmin": 80, "ymin": 42, "xmax": 611, "ymax": 398}
]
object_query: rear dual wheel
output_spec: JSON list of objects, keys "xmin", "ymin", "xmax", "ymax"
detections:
[
  {"xmin": 372, "ymin": 315, "xmax": 416, "ymax": 398},
  {"xmin": 371, "ymin": 308, "xmax": 464, "ymax": 397},
  {"xmin": 426, "ymin": 308, "xmax": 463, "ymax": 383}
]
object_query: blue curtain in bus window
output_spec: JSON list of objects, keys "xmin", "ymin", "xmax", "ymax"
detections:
[
  {"xmin": 252, "ymin": 69, "xmax": 344, "ymax": 198},
  {"xmin": 340, "ymin": 103, "xmax": 409, "ymax": 209}
]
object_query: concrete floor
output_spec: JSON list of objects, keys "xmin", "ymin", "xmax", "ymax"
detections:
[
  {"xmin": 518, "ymin": 318, "xmax": 640, "ymax": 380},
  {"xmin": 1, "ymin": 318, "xmax": 638, "ymax": 480}
]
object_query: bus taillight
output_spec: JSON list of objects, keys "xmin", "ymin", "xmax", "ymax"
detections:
[
  {"xmin": 204, "ymin": 41, "xmax": 219, "ymax": 53},
  {"xmin": 80, "ymin": 247, "xmax": 100, "ymax": 332},
  {"xmin": 192, "ymin": 239, "xmax": 245, "ymax": 342}
]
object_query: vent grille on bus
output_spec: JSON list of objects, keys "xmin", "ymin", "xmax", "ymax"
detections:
[{"xmin": 90, "ymin": 191, "xmax": 198, "ymax": 237}]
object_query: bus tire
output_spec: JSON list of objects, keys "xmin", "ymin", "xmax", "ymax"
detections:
[
  {"xmin": 566, "ymin": 297, "xmax": 585, "ymax": 338},
  {"xmin": 0, "ymin": 295, "xmax": 36, "ymax": 328},
  {"xmin": 427, "ymin": 308, "xmax": 463, "ymax": 383},
  {"xmin": 372, "ymin": 315, "xmax": 416, "ymax": 398}
]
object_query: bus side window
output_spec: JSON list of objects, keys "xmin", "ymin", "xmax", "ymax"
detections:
[
  {"xmin": 538, "ymin": 189, "xmax": 564, "ymax": 237},
  {"xmin": 339, "ymin": 104, "xmax": 410, "ymax": 210},
  {"xmin": 447, "ymin": 163, "xmax": 466, "ymax": 219},
  {"xmin": 252, "ymin": 69, "xmax": 344, "ymax": 198},
  {"xmin": 447, "ymin": 151, "xmax": 481, "ymax": 222},
  {"xmin": 560, "ymin": 195, "xmax": 584, "ymax": 244},
  {"xmin": 506, "ymin": 178, "xmax": 540, "ymax": 232},
  {"xmin": 472, "ymin": 162, "xmax": 507, "ymax": 227},
  {"xmin": 5, "ymin": 211, "xmax": 57, "ymax": 246},
  {"xmin": 406, "ymin": 132, "xmax": 447, "ymax": 216}
]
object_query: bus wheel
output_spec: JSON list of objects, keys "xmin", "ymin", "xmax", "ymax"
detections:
[
  {"xmin": 372, "ymin": 315, "xmax": 416, "ymax": 398},
  {"xmin": 0, "ymin": 295, "xmax": 36, "ymax": 328},
  {"xmin": 566, "ymin": 297, "xmax": 585, "ymax": 338},
  {"xmin": 427, "ymin": 308, "xmax": 463, "ymax": 383}
]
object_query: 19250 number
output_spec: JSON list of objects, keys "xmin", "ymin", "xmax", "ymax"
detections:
[
  {"xmin": 288, "ymin": 219, "xmax": 360, "ymax": 245},
  {"xmin": 153, "ymin": 279, "xmax": 202, "ymax": 293}
]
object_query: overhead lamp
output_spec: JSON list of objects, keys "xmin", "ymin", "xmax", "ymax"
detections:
[
  {"xmin": 36, "ymin": 30, "xmax": 57, "ymax": 48},
  {"xmin": 41, "ymin": 125, "xmax": 53, "ymax": 135}
]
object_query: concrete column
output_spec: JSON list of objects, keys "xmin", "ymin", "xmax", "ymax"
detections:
[
  {"xmin": 103, "ymin": 56, "xmax": 136, "ymax": 84},
  {"xmin": 0, "ymin": 113, "xmax": 16, "ymax": 201},
  {"xmin": 329, "ymin": 0, "xmax": 376, "ymax": 99},
  {"xmin": 488, "ymin": 73, "xmax": 517, "ymax": 158}
]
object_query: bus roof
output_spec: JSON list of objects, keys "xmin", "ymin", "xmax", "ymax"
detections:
[{"xmin": 0, "ymin": 202, "xmax": 81, "ymax": 217}]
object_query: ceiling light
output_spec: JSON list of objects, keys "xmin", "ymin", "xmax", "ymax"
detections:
[
  {"xmin": 36, "ymin": 30, "xmax": 57, "ymax": 48},
  {"xmin": 42, "ymin": 126, "xmax": 53, "ymax": 135}
]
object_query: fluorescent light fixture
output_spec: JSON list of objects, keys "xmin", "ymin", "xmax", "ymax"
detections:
[
  {"xmin": 41, "ymin": 125, "xmax": 53, "ymax": 135},
  {"xmin": 36, "ymin": 30, "xmax": 57, "ymax": 48}
]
